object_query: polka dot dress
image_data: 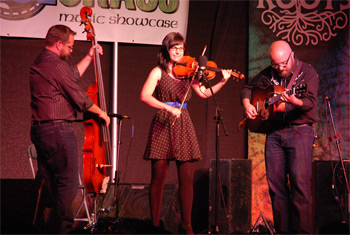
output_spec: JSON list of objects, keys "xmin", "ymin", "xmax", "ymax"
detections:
[{"xmin": 143, "ymin": 69, "xmax": 202, "ymax": 162}]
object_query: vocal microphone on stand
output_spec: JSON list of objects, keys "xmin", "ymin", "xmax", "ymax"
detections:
[
  {"xmin": 109, "ymin": 112, "xmax": 134, "ymax": 138},
  {"xmin": 108, "ymin": 112, "xmax": 130, "ymax": 119},
  {"xmin": 197, "ymin": 55, "xmax": 207, "ymax": 83}
]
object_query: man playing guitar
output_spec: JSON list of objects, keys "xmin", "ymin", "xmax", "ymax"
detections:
[{"xmin": 241, "ymin": 40, "xmax": 319, "ymax": 234}]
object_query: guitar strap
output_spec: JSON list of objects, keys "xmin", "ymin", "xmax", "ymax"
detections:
[
  {"xmin": 279, "ymin": 61, "xmax": 304, "ymax": 124},
  {"xmin": 286, "ymin": 61, "xmax": 303, "ymax": 90}
]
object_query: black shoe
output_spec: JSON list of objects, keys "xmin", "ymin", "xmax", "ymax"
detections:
[
  {"xmin": 178, "ymin": 223, "xmax": 193, "ymax": 234},
  {"xmin": 178, "ymin": 225, "xmax": 186, "ymax": 234},
  {"xmin": 150, "ymin": 221, "xmax": 171, "ymax": 234},
  {"xmin": 151, "ymin": 225, "xmax": 165, "ymax": 234}
]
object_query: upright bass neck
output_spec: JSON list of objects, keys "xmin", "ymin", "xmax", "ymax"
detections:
[{"xmin": 81, "ymin": 6, "xmax": 112, "ymax": 194}]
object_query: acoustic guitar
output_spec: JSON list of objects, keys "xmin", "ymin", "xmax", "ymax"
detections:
[{"xmin": 246, "ymin": 84, "xmax": 308, "ymax": 133}]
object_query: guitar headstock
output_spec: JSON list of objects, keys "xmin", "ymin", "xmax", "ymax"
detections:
[{"xmin": 295, "ymin": 84, "xmax": 308, "ymax": 94}]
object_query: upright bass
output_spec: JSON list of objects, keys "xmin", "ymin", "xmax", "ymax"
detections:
[{"xmin": 80, "ymin": 7, "xmax": 112, "ymax": 194}]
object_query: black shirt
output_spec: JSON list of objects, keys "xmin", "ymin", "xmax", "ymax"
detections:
[
  {"xmin": 30, "ymin": 49, "xmax": 93, "ymax": 121},
  {"xmin": 241, "ymin": 58, "xmax": 319, "ymax": 126}
]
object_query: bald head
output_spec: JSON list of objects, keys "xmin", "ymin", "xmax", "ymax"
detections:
[
  {"xmin": 269, "ymin": 40, "xmax": 292, "ymax": 63},
  {"xmin": 269, "ymin": 40, "xmax": 294, "ymax": 78}
]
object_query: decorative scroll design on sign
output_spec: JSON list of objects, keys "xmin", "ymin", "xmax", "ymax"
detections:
[{"xmin": 260, "ymin": 0, "xmax": 348, "ymax": 46}]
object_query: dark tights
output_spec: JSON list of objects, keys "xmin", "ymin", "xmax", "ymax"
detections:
[{"xmin": 150, "ymin": 160, "xmax": 194, "ymax": 233}]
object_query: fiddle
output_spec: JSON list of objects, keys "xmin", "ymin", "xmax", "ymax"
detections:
[{"xmin": 173, "ymin": 55, "xmax": 245, "ymax": 81}]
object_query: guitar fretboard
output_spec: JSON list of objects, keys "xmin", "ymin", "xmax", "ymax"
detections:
[{"xmin": 267, "ymin": 85, "xmax": 307, "ymax": 106}]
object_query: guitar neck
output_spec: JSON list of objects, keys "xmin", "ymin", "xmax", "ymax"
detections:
[{"xmin": 267, "ymin": 88, "xmax": 296, "ymax": 106}]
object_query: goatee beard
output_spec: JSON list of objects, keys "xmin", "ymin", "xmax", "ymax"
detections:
[
  {"xmin": 279, "ymin": 70, "xmax": 291, "ymax": 78},
  {"xmin": 60, "ymin": 54, "xmax": 69, "ymax": 61}
]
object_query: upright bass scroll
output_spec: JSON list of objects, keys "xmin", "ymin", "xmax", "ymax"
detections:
[{"xmin": 80, "ymin": 6, "xmax": 112, "ymax": 194}]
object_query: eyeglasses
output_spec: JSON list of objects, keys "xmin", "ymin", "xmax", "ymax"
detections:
[
  {"xmin": 271, "ymin": 52, "xmax": 292, "ymax": 69},
  {"xmin": 170, "ymin": 46, "xmax": 184, "ymax": 52},
  {"xmin": 63, "ymin": 43, "xmax": 74, "ymax": 51}
]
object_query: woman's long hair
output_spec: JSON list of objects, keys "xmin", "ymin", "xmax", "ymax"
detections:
[{"xmin": 157, "ymin": 32, "xmax": 186, "ymax": 73}]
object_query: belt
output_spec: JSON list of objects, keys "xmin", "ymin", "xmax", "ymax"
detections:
[
  {"xmin": 163, "ymin": 102, "xmax": 187, "ymax": 109},
  {"xmin": 284, "ymin": 123, "xmax": 312, "ymax": 128},
  {"xmin": 32, "ymin": 120, "xmax": 73, "ymax": 125}
]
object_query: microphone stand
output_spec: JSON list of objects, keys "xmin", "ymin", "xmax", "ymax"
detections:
[
  {"xmin": 115, "ymin": 118, "xmax": 123, "ymax": 186},
  {"xmin": 325, "ymin": 97, "xmax": 350, "ymax": 217},
  {"xmin": 202, "ymin": 73, "xmax": 229, "ymax": 234},
  {"xmin": 100, "ymin": 115, "xmax": 124, "ymax": 229}
]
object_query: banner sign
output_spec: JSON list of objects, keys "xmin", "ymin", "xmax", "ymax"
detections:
[
  {"xmin": 0, "ymin": 0, "xmax": 189, "ymax": 44},
  {"xmin": 255, "ymin": 0, "xmax": 349, "ymax": 46}
]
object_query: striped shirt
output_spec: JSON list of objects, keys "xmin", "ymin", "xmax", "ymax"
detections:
[{"xmin": 30, "ymin": 49, "xmax": 93, "ymax": 121}]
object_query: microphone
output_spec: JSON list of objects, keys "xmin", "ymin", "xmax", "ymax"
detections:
[
  {"xmin": 196, "ymin": 55, "xmax": 207, "ymax": 82},
  {"xmin": 108, "ymin": 112, "xmax": 130, "ymax": 119}
]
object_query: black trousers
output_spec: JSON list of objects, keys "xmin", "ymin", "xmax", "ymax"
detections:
[{"xmin": 31, "ymin": 121, "xmax": 79, "ymax": 234}]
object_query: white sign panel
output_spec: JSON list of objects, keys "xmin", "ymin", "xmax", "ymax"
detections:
[{"xmin": 0, "ymin": 0, "xmax": 189, "ymax": 44}]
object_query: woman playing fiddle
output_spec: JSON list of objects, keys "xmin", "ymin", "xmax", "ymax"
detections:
[{"xmin": 140, "ymin": 32, "xmax": 232, "ymax": 234}]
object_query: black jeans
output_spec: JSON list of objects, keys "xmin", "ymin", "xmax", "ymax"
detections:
[{"xmin": 31, "ymin": 121, "xmax": 79, "ymax": 234}]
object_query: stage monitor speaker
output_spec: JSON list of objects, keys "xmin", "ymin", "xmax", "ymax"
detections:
[
  {"xmin": 313, "ymin": 160, "xmax": 350, "ymax": 234},
  {"xmin": 97, "ymin": 183, "xmax": 181, "ymax": 234},
  {"xmin": 1, "ymin": 179, "xmax": 58, "ymax": 234},
  {"xmin": 209, "ymin": 159, "xmax": 252, "ymax": 234}
]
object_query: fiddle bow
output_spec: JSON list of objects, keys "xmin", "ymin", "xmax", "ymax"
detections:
[
  {"xmin": 80, "ymin": 6, "xmax": 112, "ymax": 194},
  {"xmin": 172, "ymin": 46, "xmax": 245, "ymax": 125},
  {"xmin": 172, "ymin": 46, "xmax": 207, "ymax": 125}
]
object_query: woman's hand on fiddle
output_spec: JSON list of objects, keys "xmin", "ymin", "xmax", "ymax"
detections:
[
  {"xmin": 192, "ymin": 68, "xmax": 232, "ymax": 98},
  {"xmin": 221, "ymin": 69, "xmax": 232, "ymax": 80}
]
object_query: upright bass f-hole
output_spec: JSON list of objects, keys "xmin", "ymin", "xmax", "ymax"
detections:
[{"xmin": 80, "ymin": 6, "xmax": 112, "ymax": 195}]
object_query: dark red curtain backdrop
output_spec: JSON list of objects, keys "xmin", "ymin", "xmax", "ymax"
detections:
[{"xmin": 0, "ymin": 1, "xmax": 249, "ymax": 185}]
